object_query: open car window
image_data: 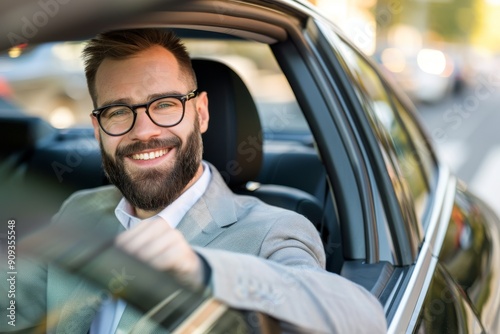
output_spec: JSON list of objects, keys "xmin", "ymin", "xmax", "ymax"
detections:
[
  {"xmin": 0, "ymin": 42, "xmax": 92, "ymax": 127},
  {"xmin": 184, "ymin": 39, "xmax": 310, "ymax": 140},
  {"xmin": 0, "ymin": 38, "xmax": 311, "ymax": 141}
]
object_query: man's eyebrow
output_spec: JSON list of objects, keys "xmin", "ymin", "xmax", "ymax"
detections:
[
  {"xmin": 99, "ymin": 91, "xmax": 184, "ymax": 107},
  {"xmin": 146, "ymin": 90, "xmax": 184, "ymax": 101},
  {"xmin": 99, "ymin": 97, "xmax": 131, "ymax": 107}
]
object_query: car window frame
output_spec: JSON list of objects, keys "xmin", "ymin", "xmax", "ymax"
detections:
[
  {"xmin": 332, "ymin": 35, "xmax": 441, "ymax": 237},
  {"xmin": 333, "ymin": 37, "xmax": 429, "ymax": 238},
  {"xmin": 270, "ymin": 22, "xmax": 374, "ymax": 262},
  {"xmin": 304, "ymin": 17, "xmax": 420, "ymax": 266},
  {"xmin": 304, "ymin": 19, "xmax": 442, "ymax": 265}
]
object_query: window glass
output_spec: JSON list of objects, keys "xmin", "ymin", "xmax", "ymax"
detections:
[
  {"xmin": 336, "ymin": 39, "xmax": 430, "ymax": 226},
  {"xmin": 391, "ymin": 95, "xmax": 436, "ymax": 189},
  {"xmin": 0, "ymin": 39, "xmax": 310, "ymax": 139},
  {"xmin": 390, "ymin": 95, "xmax": 437, "ymax": 227},
  {"xmin": 372, "ymin": 167, "xmax": 396, "ymax": 263},
  {"xmin": 184, "ymin": 39, "xmax": 309, "ymax": 138},
  {"xmin": 0, "ymin": 42, "xmax": 92, "ymax": 128}
]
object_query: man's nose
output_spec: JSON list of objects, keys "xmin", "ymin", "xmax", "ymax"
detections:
[{"xmin": 128, "ymin": 108, "xmax": 162, "ymax": 141}]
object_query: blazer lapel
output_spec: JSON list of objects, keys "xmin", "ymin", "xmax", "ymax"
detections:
[
  {"xmin": 56, "ymin": 166, "xmax": 237, "ymax": 332},
  {"xmin": 52, "ymin": 275, "xmax": 100, "ymax": 334},
  {"xmin": 176, "ymin": 165, "xmax": 238, "ymax": 247},
  {"xmin": 117, "ymin": 166, "xmax": 239, "ymax": 333}
]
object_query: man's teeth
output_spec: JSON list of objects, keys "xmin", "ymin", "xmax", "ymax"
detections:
[{"xmin": 131, "ymin": 149, "xmax": 168, "ymax": 160}]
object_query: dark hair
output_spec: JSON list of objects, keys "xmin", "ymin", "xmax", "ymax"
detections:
[{"xmin": 82, "ymin": 28, "xmax": 196, "ymax": 106}]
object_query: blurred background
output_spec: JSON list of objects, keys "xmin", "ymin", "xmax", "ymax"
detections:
[
  {"xmin": 310, "ymin": 0, "xmax": 500, "ymax": 216},
  {"xmin": 314, "ymin": 0, "xmax": 500, "ymax": 102},
  {"xmin": 1, "ymin": 0, "xmax": 500, "ymax": 216}
]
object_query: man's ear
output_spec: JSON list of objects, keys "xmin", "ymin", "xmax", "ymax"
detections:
[
  {"xmin": 196, "ymin": 91, "xmax": 209, "ymax": 134},
  {"xmin": 90, "ymin": 114, "xmax": 101, "ymax": 142}
]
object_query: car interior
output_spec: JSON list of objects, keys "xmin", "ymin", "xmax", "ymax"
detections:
[
  {"xmin": 1, "ymin": 43, "xmax": 339, "ymax": 242},
  {"xmin": 0, "ymin": 54, "xmax": 339, "ymax": 264},
  {"xmin": 0, "ymin": 8, "xmax": 396, "ymax": 310},
  {"xmin": 5, "ymin": 2, "xmax": 500, "ymax": 333}
]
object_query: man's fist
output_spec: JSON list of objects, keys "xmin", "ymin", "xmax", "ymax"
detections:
[{"xmin": 115, "ymin": 217, "xmax": 205, "ymax": 290}]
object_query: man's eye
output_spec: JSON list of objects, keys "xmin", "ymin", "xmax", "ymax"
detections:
[
  {"xmin": 105, "ymin": 108, "xmax": 130, "ymax": 118},
  {"xmin": 155, "ymin": 101, "xmax": 176, "ymax": 109}
]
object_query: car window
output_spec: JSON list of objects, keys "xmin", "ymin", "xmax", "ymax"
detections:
[
  {"xmin": 0, "ymin": 42, "xmax": 92, "ymax": 128},
  {"xmin": 184, "ymin": 39, "xmax": 310, "ymax": 140},
  {"xmin": 0, "ymin": 39, "xmax": 311, "ymax": 142},
  {"xmin": 390, "ymin": 94, "xmax": 437, "ymax": 187},
  {"xmin": 335, "ymin": 39, "xmax": 429, "ymax": 232}
]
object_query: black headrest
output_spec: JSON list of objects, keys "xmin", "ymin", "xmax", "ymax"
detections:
[
  {"xmin": 0, "ymin": 115, "xmax": 55, "ymax": 154},
  {"xmin": 193, "ymin": 59, "xmax": 263, "ymax": 187}
]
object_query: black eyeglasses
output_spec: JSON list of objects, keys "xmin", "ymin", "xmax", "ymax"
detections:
[{"xmin": 92, "ymin": 90, "xmax": 198, "ymax": 136}]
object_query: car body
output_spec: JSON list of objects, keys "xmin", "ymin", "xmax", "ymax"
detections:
[{"xmin": 1, "ymin": 0, "xmax": 499, "ymax": 333}]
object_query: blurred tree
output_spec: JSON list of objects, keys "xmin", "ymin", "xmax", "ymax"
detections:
[
  {"xmin": 374, "ymin": 0, "xmax": 476, "ymax": 45},
  {"xmin": 472, "ymin": 0, "xmax": 500, "ymax": 52},
  {"xmin": 426, "ymin": 0, "xmax": 475, "ymax": 43}
]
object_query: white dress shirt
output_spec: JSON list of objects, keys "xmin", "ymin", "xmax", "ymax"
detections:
[{"xmin": 90, "ymin": 162, "xmax": 211, "ymax": 334}]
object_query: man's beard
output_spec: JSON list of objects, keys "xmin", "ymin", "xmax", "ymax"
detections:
[{"xmin": 100, "ymin": 123, "xmax": 203, "ymax": 212}]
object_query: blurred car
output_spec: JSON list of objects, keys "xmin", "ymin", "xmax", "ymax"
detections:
[
  {"xmin": 1, "ymin": 0, "xmax": 500, "ymax": 333},
  {"xmin": 0, "ymin": 42, "xmax": 92, "ymax": 127},
  {"xmin": 376, "ymin": 46, "xmax": 467, "ymax": 104}
]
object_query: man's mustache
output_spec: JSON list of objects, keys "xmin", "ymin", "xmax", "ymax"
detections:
[{"xmin": 115, "ymin": 137, "xmax": 182, "ymax": 158}]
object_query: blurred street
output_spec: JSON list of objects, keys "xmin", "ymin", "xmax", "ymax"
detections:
[{"xmin": 417, "ymin": 75, "xmax": 500, "ymax": 216}]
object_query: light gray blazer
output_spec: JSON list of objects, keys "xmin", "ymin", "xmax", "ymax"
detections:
[{"xmin": 3, "ymin": 165, "xmax": 387, "ymax": 333}]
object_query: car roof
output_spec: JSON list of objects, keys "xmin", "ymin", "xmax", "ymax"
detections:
[{"xmin": 0, "ymin": 0, "xmax": 344, "ymax": 50}]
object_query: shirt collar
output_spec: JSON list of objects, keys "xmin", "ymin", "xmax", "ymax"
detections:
[{"xmin": 115, "ymin": 161, "xmax": 212, "ymax": 230}]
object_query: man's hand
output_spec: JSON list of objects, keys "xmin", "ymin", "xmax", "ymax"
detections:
[{"xmin": 115, "ymin": 217, "xmax": 205, "ymax": 290}]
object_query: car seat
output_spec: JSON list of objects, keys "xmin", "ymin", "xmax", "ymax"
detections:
[{"xmin": 193, "ymin": 58, "xmax": 324, "ymax": 231}]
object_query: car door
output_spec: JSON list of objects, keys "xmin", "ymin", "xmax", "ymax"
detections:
[{"xmin": 284, "ymin": 14, "xmax": 489, "ymax": 333}]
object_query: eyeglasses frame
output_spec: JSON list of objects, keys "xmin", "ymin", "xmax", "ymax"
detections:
[{"xmin": 91, "ymin": 89, "xmax": 198, "ymax": 136}]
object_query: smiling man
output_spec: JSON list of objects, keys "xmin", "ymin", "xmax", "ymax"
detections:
[
  {"xmin": 1, "ymin": 29, "xmax": 386, "ymax": 333},
  {"xmin": 88, "ymin": 38, "xmax": 207, "ymax": 220}
]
